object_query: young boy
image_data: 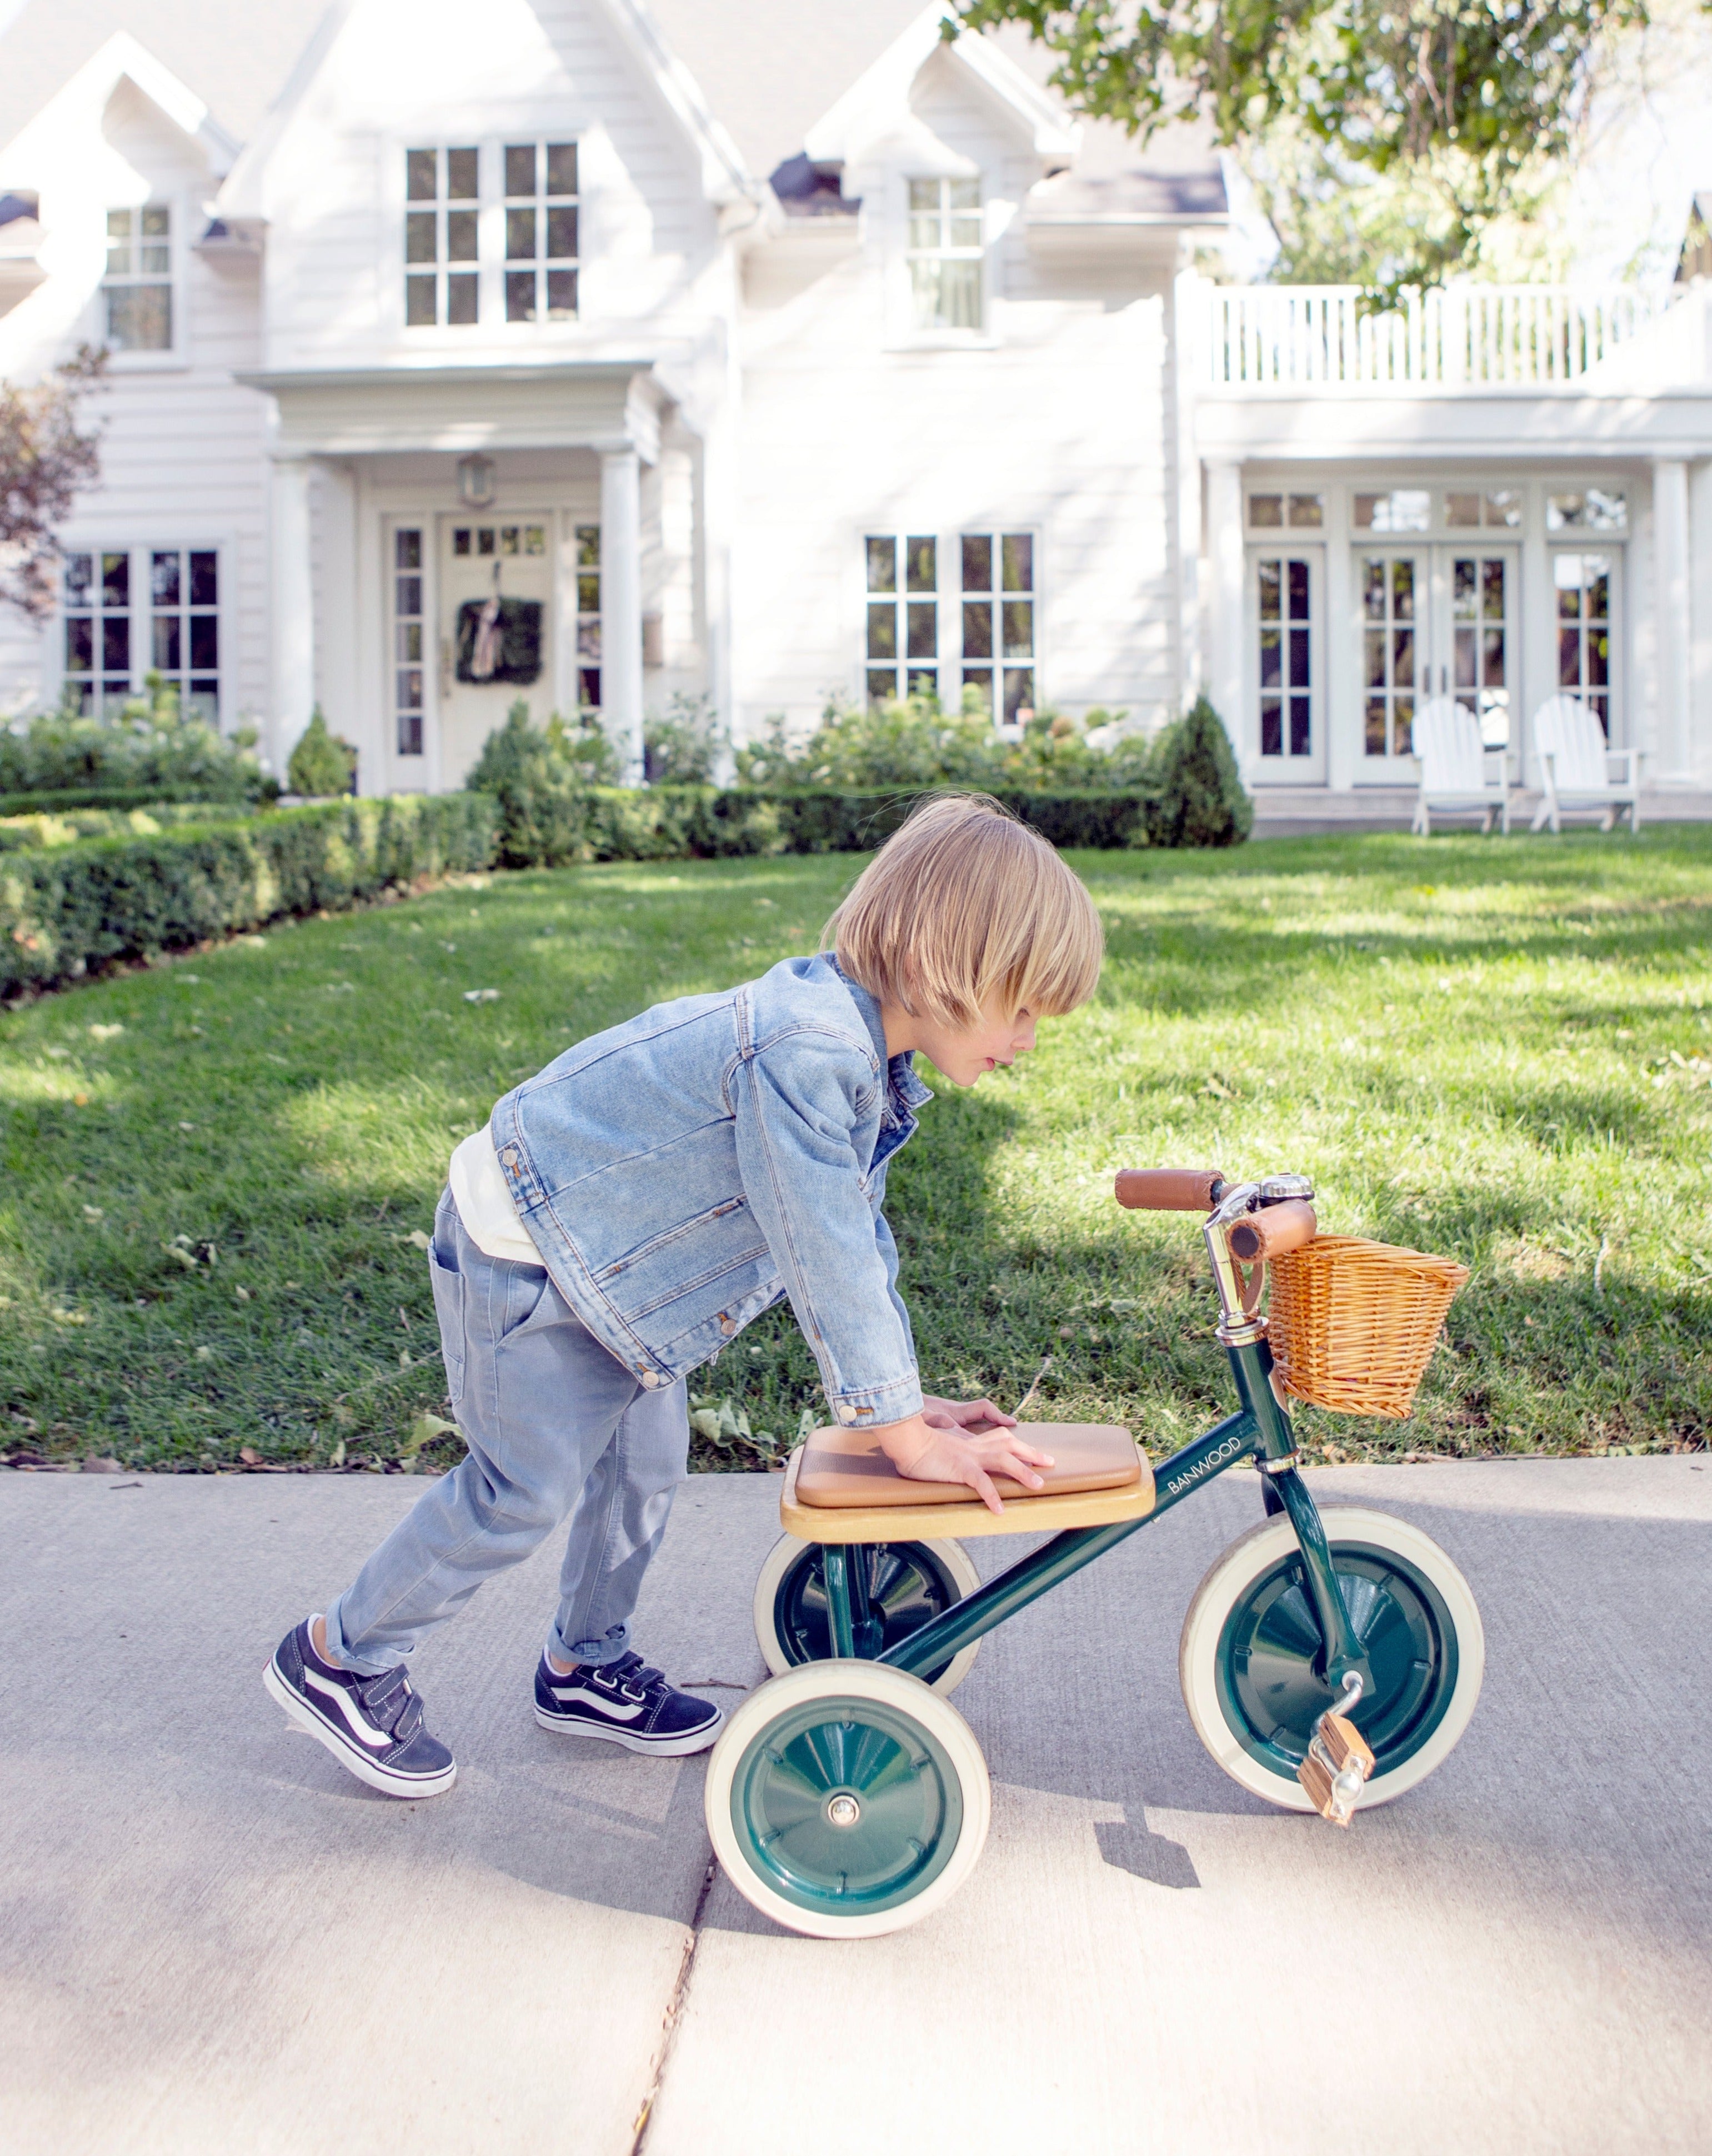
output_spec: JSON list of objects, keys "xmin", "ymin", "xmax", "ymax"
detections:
[{"xmin": 264, "ymin": 793, "xmax": 1104, "ymax": 1798}]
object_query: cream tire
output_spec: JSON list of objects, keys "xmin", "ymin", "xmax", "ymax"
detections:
[
  {"xmin": 752, "ymin": 1533, "xmax": 983, "ymax": 1695},
  {"xmin": 704, "ymin": 1660, "xmax": 991, "ymax": 1939},
  {"xmin": 1179, "ymin": 1506, "xmax": 1484, "ymax": 1812}
]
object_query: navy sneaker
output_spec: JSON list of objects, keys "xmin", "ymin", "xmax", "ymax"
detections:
[
  {"xmin": 534, "ymin": 1648, "xmax": 724, "ymax": 1756},
  {"xmin": 264, "ymin": 1617, "xmax": 456, "ymax": 1799}
]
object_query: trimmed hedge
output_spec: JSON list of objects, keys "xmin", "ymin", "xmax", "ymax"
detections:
[
  {"xmin": 0, "ymin": 793, "xmax": 498, "ymax": 998},
  {"xmin": 0, "ymin": 803, "xmax": 263, "ymax": 853},
  {"xmin": 485, "ymin": 784, "xmax": 1161, "ymax": 868},
  {"xmin": 0, "ymin": 785, "xmax": 258, "ymax": 817}
]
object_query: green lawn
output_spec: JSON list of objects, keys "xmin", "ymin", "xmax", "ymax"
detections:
[{"xmin": 2, "ymin": 830, "xmax": 1708, "ymax": 1473}]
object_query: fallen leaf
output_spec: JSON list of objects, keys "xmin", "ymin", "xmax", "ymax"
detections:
[
  {"xmin": 179, "ymin": 1121, "xmax": 196, "ymax": 1131},
  {"xmin": 234, "ymin": 1285, "xmax": 251, "ymax": 1302},
  {"xmin": 50, "ymin": 1307, "xmax": 88, "ymax": 1325},
  {"xmin": 241, "ymin": 935, "xmax": 267, "ymax": 947},
  {"xmin": 463, "ymin": 988, "xmax": 500, "ymax": 1003},
  {"xmin": 72, "ymin": 1093, "xmax": 88, "ymax": 1107},
  {"xmin": 162, "ymin": 1244, "xmax": 199, "ymax": 1270},
  {"xmin": 1203, "ymin": 1075, "xmax": 1234, "ymax": 1099},
  {"xmin": 82, "ymin": 1205, "xmax": 103, "ymax": 1222},
  {"xmin": 396, "ymin": 1229, "xmax": 433, "ymax": 1252},
  {"xmin": 45, "ymin": 1046, "xmax": 69, "ymax": 1060},
  {"xmin": 83, "ymin": 1456, "xmax": 123, "ymax": 1474},
  {"xmin": 88, "ymin": 1023, "xmax": 124, "ymax": 1040},
  {"xmin": 404, "ymin": 1412, "xmax": 460, "ymax": 1455},
  {"xmin": 328, "ymin": 1438, "xmax": 347, "ymax": 1468},
  {"xmin": 239, "ymin": 1446, "xmax": 262, "ymax": 1466}
]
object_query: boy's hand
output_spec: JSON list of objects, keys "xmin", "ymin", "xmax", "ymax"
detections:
[
  {"xmin": 921, "ymin": 1393, "xmax": 1017, "ymax": 1434},
  {"xmin": 876, "ymin": 1412, "xmax": 1055, "ymax": 1515}
]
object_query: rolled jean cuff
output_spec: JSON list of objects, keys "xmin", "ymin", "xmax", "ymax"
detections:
[
  {"xmin": 319, "ymin": 1593, "xmax": 404, "ymax": 1678},
  {"xmin": 824, "ymin": 1375, "xmax": 923, "ymax": 1428},
  {"xmin": 550, "ymin": 1619, "xmax": 632, "ymax": 1669}
]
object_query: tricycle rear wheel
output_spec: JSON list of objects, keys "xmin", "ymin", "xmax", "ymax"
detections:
[
  {"xmin": 1179, "ymin": 1507, "xmax": 1484, "ymax": 1811},
  {"xmin": 753, "ymin": 1533, "xmax": 982, "ymax": 1693}
]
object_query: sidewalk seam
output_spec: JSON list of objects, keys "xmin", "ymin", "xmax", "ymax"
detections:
[{"xmin": 629, "ymin": 1855, "xmax": 716, "ymax": 2156}]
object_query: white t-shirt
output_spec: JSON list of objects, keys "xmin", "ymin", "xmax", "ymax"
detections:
[{"xmin": 448, "ymin": 1123, "xmax": 544, "ymax": 1265}]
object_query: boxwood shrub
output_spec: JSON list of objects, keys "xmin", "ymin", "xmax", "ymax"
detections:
[{"xmin": 0, "ymin": 793, "xmax": 498, "ymax": 998}]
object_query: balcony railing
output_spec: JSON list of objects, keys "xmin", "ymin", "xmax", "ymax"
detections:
[{"xmin": 1205, "ymin": 283, "xmax": 1676, "ymax": 390}]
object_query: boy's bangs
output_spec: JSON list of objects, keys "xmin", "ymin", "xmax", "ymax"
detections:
[{"xmin": 828, "ymin": 793, "xmax": 1104, "ymax": 1027}]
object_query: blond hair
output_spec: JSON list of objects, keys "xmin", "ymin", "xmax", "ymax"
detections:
[{"xmin": 825, "ymin": 793, "xmax": 1103, "ymax": 1029}]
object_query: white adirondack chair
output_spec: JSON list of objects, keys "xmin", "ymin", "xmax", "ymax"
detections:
[
  {"xmin": 1411, "ymin": 698, "xmax": 1514, "ymax": 835},
  {"xmin": 1529, "ymin": 695, "xmax": 1641, "ymax": 833}
]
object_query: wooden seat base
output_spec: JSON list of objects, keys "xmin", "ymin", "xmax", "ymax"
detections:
[{"xmin": 779, "ymin": 1425, "xmax": 1157, "ymax": 1543}]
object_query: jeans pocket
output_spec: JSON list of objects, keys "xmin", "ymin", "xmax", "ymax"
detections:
[
  {"xmin": 428, "ymin": 1247, "xmax": 467, "ymax": 1402},
  {"xmin": 497, "ymin": 1264, "xmax": 552, "ymax": 1343}
]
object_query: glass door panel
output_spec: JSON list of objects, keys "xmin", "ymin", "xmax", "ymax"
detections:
[
  {"xmin": 1444, "ymin": 548, "xmax": 1514, "ymax": 748},
  {"xmin": 1360, "ymin": 551, "xmax": 1423, "ymax": 761},
  {"xmin": 1249, "ymin": 546, "xmax": 1323, "ymax": 779}
]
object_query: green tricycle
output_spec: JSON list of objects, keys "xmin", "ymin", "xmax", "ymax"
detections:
[{"xmin": 703, "ymin": 1166, "xmax": 1484, "ymax": 1938}]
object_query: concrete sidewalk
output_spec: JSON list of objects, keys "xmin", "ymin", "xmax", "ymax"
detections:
[{"xmin": 1, "ymin": 1457, "xmax": 1709, "ymax": 2154}]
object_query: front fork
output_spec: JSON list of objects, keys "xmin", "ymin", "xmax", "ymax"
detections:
[{"xmin": 1227, "ymin": 1331, "xmax": 1370, "ymax": 1697}]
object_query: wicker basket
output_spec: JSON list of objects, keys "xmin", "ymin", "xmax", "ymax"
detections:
[{"xmin": 1265, "ymin": 1236, "xmax": 1470, "ymax": 1420}]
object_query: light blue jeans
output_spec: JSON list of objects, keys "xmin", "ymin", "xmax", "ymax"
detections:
[{"xmin": 322, "ymin": 1187, "xmax": 690, "ymax": 1678}]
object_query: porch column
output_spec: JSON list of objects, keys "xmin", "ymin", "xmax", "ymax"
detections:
[
  {"xmin": 1689, "ymin": 459, "xmax": 1712, "ymax": 783},
  {"xmin": 269, "ymin": 456, "xmax": 315, "ymax": 783},
  {"xmin": 1653, "ymin": 457, "xmax": 1691, "ymax": 779},
  {"xmin": 600, "ymin": 447, "xmax": 644, "ymax": 785},
  {"xmin": 1205, "ymin": 458, "xmax": 1244, "ymax": 758}
]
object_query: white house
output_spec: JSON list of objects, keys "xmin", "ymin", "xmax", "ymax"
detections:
[{"xmin": 2, "ymin": 0, "xmax": 1710, "ymax": 818}]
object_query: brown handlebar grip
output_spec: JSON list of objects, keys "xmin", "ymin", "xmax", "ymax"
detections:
[
  {"xmin": 1114, "ymin": 1168, "xmax": 1226, "ymax": 1213},
  {"xmin": 1227, "ymin": 1200, "xmax": 1318, "ymax": 1262}
]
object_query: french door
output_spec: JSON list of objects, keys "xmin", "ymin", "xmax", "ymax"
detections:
[
  {"xmin": 1249, "ymin": 543, "xmax": 1325, "ymax": 781},
  {"xmin": 1358, "ymin": 544, "xmax": 1518, "ymax": 771}
]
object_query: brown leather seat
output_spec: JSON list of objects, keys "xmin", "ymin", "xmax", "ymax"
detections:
[{"xmin": 781, "ymin": 1422, "xmax": 1156, "ymax": 1543}]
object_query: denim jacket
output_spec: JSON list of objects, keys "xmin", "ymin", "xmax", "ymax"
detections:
[{"xmin": 487, "ymin": 954, "xmax": 932, "ymax": 1425}]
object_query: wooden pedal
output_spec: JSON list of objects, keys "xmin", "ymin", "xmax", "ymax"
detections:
[{"xmin": 1296, "ymin": 1711, "xmax": 1376, "ymax": 1827}]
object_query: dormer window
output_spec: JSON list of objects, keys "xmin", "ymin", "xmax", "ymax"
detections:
[
  {"xmin": 405, "ymin": 147, "xmax": 478, "ymax": 326},
  {"xmin": 104, "ymin": 206, "xmax": 172, "ymax": 350},
  {"xmin": 504, "ymin": 142, "xmax": 579, "ymax": 322},
  {"xmin": 907, "ymin": 177, "xmax": 982, "ymax": 332}
]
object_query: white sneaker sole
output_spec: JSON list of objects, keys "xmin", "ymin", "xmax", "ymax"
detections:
[
  {"xmin": 533, "ymin": 1702, "xmax": 725, "ymax": 1756},
  {"xmin": 264, "ymin": 1657, "xmax": 457, "ymax": 1800}
]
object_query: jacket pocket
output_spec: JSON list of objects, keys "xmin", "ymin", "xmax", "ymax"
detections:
[
  {"xmin": 428, "ymin": 1247, "xmax": 467, "ymax": 1402},
  {"xmin": 593, "ymin": 1194, "xmax": 753, "ymax": 1285}
]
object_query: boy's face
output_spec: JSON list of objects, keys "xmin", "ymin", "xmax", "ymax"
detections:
[{"xmin": 914, "ymin": 999, "xmax": 1038, "ymax": 1088}]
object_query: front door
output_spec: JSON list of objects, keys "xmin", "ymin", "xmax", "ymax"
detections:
[
  {"xmin": 1249, "ymin": 543, "xmax": 1325, "ymax": 781},
  {"xmin": 437, "ymin": 515, "xmax": 555, "ymax": 784},
  {"xmin": 1356, "ymin": 543, "xmax": 1518, "ymax": 773}
]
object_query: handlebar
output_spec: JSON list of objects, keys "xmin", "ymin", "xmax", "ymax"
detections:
[
  {"xmin": 1114, "ymin": 1168, "xmax": 1226, "ymax": 1212},
  {"xmin": 1228, "ymin": 1199, "xmax": 1319, "ymax": 1262}
]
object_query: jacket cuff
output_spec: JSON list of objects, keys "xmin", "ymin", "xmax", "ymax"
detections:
[{"xmin": 823, "ymin": 1372, "xmax": 923, "ymax": 1427}]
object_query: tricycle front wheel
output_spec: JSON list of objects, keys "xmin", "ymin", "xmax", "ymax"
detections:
[
  {"xmin": 1179, "ymin": 1507, "xmax": 1484, "ymax": 1812},
  {"xmin": 753, "ymin": 1533, "xmax": 982, "ymax": 1694},
  {"xmin": 705, "ymin": 1661, "xmax": 991, "ymax": 1938}
]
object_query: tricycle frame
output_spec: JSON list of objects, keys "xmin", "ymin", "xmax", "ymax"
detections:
[{"xmin": 814, "ymin": 1175, "xmax": 1373, "ymax": 1698}]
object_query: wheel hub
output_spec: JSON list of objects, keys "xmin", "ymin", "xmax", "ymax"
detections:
[{"xmin": 825, "ymin": 1792, "xmax": 861, "ymax": 1828}]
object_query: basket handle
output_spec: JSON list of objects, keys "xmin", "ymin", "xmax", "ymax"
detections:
[
  {"xmin": 1114, "ymin": 1167, "xmax": 1226, "ymax": 1212},
  {"xmin": 1228, "ymin": 1199, "xmax": 1318, "ymax": 1262}
]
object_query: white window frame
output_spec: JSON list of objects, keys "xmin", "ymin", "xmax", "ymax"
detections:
[
  {"xmin": 501, "ymin": 139, "xmax": 580, "ymax": 327},
  {"xmin": 858, "ymin": 526, "xmax": 1041, "ymax": 719},
  {"xmin": 391, "ymin": 136, "xmax": 585, "ymax": 340},
  {"xmin": 890, "ymin": 172, "xmax": 993, "ymax": 349},
  {"xmin": 53, "ymin": 539, "xmax": 229, "ymax": 719},
  {"xmin": 98, "ymin": 195, "xmax": 188, "ymax": 370}
]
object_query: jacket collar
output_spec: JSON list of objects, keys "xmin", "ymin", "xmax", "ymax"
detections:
[{"xmin": 824, "ymin": 953, "xmax": 934, "ymax": 1126}]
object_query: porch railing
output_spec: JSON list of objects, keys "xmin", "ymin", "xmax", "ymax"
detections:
[{"xmin": 1205, "ymin": 283, "xmax": 1676, "ymax": 390}]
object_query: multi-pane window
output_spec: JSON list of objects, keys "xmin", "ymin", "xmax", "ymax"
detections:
[
  {"xmin": 907, "ymin": 178, "xmax": 982, "ymax": 332},
  {"xmin": 1354, "ymin": 490, "xmax": 1430, "ymax": 535},
  {"xmin": 961, "ymin": 534, "xmax": 1034, "ymax": 723},
  {"xmin": 1445, "ymin": 489, "xmax": 1521, "ymax": 530},
  {"xmin": 452, "ymin": 522, "xmax": 547, "ymax": 559},
  {"xmin": 1555, "ymin": 553, "xmax": 1612, "ymax": 739},
  {"xmin": 504, "ymin": 142, "xmax": 579, "ymax": 323},
  {"xmin": 575, "ymin": 525, "xmax": 602, "ymax": 708},
  {"xmin": 1450, "ymin": 554, "xmax": 1510, "ymax": 746},
  {"xmin": 1258, "ymin": 556, "xmax": 1311, "ymax": 758},
  {"xmin": 393, "ymin": 530, "xmax": 425, "ymax": 755},
  {"xmin": 149, "ymin": 550, "xmax": 218, "ymax": 720},
  {"xmin": 1547, "ymin": 490, "xmax": 1626, "ymax": 534},
  {"xmin": 405, "ymin": 147, "xmax": 478, "ymax": 327},
  {"xmin": 62, "ymin": 553, "xmax": 132, "ymax": 714},
  {"xmin": 1361, "ymin": 555, "xmax": 1419, "ymax": 757},
  {"xmin": 104, "ymin": 207, "xmax": 172, "ymax": 350},
  {"xmin": 1248, "ymin": 493, "xmax": 1323, "ymax": 530},
  {"xmin": 865, "ymin": 536, "xmax": 939, "ymax": 704}
]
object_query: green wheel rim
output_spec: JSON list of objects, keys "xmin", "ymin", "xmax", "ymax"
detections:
[
  {"xmin": 729, "ymin": 1694, "xmax": 964, "ymax": 1917},
  {"xmin": 772, "ymin": 1543, "xmax": 965, "ymax": 1682},
  {"xmin": 1216, "ymin": 1540, "xmax": 1460, "ymax": 1782}
]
